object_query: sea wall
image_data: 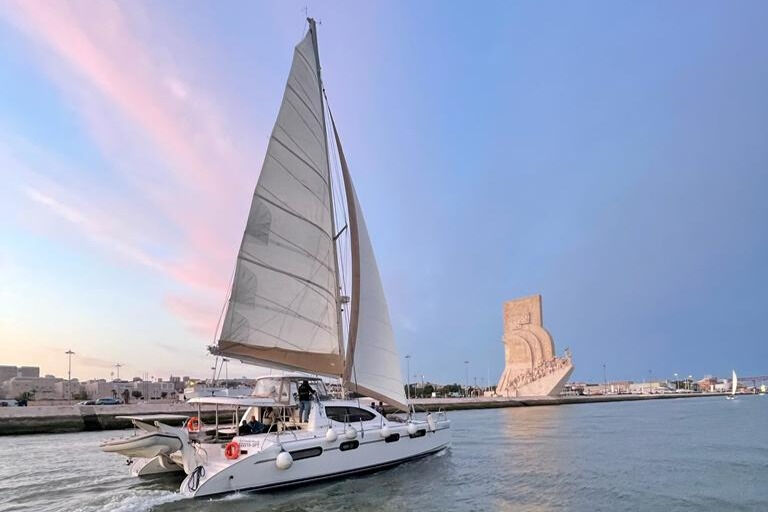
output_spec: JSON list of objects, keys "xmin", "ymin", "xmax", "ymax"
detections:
[
  {"xmin": 409, "ymin": 392, "xmax": 724, "ymax": 411},
  {"xmin": 0, "ymin": 403, "xmax": 219, "ymax": 436}
]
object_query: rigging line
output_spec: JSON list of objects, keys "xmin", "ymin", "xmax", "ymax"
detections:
[
  {"xmin": 213, "ymin": 264, "xmax": 238, "ymax": 345},
  {"xmin": 323, "ymin": 91, "xmax": 351, "ymax": 300},
  {"xmin": 333, "ymin": 224, "xmax": 348, "ymax": 241}
]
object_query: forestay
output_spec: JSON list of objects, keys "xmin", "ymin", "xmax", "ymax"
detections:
[{"xmin": 216, "ymin": 26, "xmax": 343, "ymax": 377}]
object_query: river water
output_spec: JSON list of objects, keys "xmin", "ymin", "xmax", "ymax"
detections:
[{"xmin": 1, "ymin": 395, "xmax": 766, "ymax": 512}]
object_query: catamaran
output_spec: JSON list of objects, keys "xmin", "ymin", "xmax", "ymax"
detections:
[{"xmin": 100, "ymin": 19, "xmax": 451, "ymax": 497}]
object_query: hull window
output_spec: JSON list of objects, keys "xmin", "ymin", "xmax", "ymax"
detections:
[
  {"xmin": 384, "ymin": 433, "xmax": 400, "ymax": 443},
  {"xmin": 289, "ymin": 447, "xmax": 323, "ymax": 461},
  {"xmin": 339, "ymin": 440, "xmax": 360, "ymax": 451},
  {"xmin": 409, "ymin": 429, "xmax": 426, "ymax": 439}
]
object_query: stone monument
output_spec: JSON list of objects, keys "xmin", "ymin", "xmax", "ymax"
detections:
[{"xmin": 496, "ymin": 295, "xmax": 574, "ymax": 397}]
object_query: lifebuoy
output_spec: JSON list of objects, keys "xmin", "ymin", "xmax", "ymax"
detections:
[
  {"xmin": 224, "ymin": 441, "xmax": 241, "ymax": 460},
  {"xmin": 187, "ymin": 416, "xmax": 201, "ymax": 432}
]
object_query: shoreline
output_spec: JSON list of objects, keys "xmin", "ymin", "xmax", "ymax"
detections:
[{"xmin": 0, "ymin": 392, "xmax": 732, "ymax": 436}]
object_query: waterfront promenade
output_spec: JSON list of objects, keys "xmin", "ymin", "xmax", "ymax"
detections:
[{"xmin": 0, "ymin": 392, "xmax": 726, "ymax": 435}]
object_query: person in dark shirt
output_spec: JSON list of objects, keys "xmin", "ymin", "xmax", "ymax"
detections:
[
  {"xmin": 297, "ymin": 380, "xmax": 315, "ymax": 422},
  {"xmin": 239, "ymin": 415, "xmax": 266, "ymax": 435}
]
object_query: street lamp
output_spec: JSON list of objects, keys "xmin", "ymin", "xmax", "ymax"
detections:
[
  {"xmin": 114, "ymin": 363, "xmax": 122, "ymax": 381},
  {"xmin": 674, "ymin": 373, "xmax": 678, "ymax": 390},
  {"xmin": 65, "ymin": 350, "xmax": 75, "ymax": 401},
  {"xmin": 603, "ymin": 363, "xmax": 607, "ymax": 394},
  {"xmin": 405, "ymin": 355, "xmax": 411, "ymax": 400},
  {"xmin": 688, "ymin": 375, "xmax": 693, "ymax": 392},
  {"xmin": 464, "ymin": 360, "xmax": 469, "ymax": 397}
]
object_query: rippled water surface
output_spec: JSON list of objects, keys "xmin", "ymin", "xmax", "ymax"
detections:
[{"xmin": 2, "ymin": 396, "xmax": 767, "ymax": 512}]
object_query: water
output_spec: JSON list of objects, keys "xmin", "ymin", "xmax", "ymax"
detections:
[{"xmin": 1, "ymin": 396, "xmax": 767, "ymax": 512}]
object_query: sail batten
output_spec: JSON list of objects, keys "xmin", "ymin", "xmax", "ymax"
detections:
[{"xmin": 216, "ymin": 24, "xmax": 343, "ymax": 376}]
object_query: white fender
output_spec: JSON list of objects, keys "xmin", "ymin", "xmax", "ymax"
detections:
[
  {"xmin": 380, "ymin": 425, "xmax": 391, "ymax": 438},
  {"xmin": 426, "ymin": 412, "xmax": 436, "ymax": 432},
  {"xmin": 344, "ymin": 426, "xmax": 357, "ymax": 439},
  {"xmin": 407, "ymin": 422, "xmax": 418, "ymax": 435},
  {"xmin": 325, "ymin": 428, "xmax": 338, "ymax": 442},
  {"xmin": 275, "ymin": 451, "xmax": 293, "ymax": 470}
]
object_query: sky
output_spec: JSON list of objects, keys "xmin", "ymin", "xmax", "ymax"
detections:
[{"xmin": 1, "ymin": 1, "xmax": 767, "ymax": 385}]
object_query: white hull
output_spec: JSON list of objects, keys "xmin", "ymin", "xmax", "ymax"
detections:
[
  {"xmin": 129, "ymin": 455, "xmax": 184, "ymax": 476},
  {"xmin": 181, "ymin": 417, "xmax": 450, "ymax": 497}
]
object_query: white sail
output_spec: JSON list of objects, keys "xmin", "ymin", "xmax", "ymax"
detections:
[
  {"xmin": 329, "ymin": 116, "xmax": 408, "ymax": 411},
  {"xmin": 216, "ymin": 25, "xmax": 343, "ymax": 376},
  {"xmin": 732, "ymin": 370, "xmax": 737, "ymax": 395}
]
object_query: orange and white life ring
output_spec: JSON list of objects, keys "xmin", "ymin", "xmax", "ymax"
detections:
[
  {"xmin": 187, "ymin": 416, "xmax": 202, "ymax": 432},
  {"xmin": 224, "ymin": 441, "xmax": 241, "ymax": 460}
]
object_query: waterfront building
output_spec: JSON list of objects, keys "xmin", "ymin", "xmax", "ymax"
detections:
[
  {"xmin": 0, "ymin": 365, "xmax": 41, "ymax": 384},
  {"xmin": 496, "ymin": 295, "xmax": 574, "ymax": 397},
  {"xmin": 1, "ymin": 376, "xmax": 63, "ymax": 400}
]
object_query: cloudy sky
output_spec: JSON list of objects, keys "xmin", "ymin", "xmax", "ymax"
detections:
[{"xmin": 1, "ymin": 1, "xmax": 767, "ymax": 385}]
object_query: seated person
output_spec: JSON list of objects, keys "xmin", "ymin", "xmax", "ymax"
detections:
[{"xmin": 238, "ymin": 415, "xmax": 266, "ymax": 435}]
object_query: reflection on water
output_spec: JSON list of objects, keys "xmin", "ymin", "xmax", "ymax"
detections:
[{"xmin": 1, "ymin": 396, "xmax": 767, "ymax": 512}]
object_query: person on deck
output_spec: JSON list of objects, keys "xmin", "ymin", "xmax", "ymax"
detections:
[
  {"xmin": 239, "ymin": 415, "xmax": 266, "ymax": 435},
  {"xmin": 298, "ymin": 380, "xmax": 315, "ymax": 422}
]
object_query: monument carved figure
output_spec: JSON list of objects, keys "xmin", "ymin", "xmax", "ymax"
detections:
[{"xmin": 496, "ymin": 295, "xmax": 574, "ymax": 397}]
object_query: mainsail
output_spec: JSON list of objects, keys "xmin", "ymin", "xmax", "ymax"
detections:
[
  {"xmin": 216, "ymin": 22, "xmax": 344, "ymax": 376},
  {"xmin": 330, "ymin": 115, "xmax": 409, "ymax": 411}
]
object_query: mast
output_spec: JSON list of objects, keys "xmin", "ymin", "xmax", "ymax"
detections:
[{"xmin": 308, "ymin": 18, "xmax": 347, "ymax": 366}]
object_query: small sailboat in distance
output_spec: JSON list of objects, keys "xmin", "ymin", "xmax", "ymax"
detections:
[{"xmin": 726, "ymin": 370, "xmax": 737, "ymax": 399}]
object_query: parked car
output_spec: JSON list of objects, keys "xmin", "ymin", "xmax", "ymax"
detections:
[
  {"xmin": 76, "ymin": 400, "xmax": 96, "ymax": 405},
  {"xmin": 94, "ymin": 397, "xmax": 123, "ymax": 405},
  {"xmin": 0, "ymin": 400, "xmax": 18, "ymax": 407}
]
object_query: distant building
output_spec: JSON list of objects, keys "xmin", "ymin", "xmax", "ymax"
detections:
[
  {"xmin": 1, "ymin": 376, "xmax": 62, "ymax": 400},
  {"xmin": 19, "ymin": 366, "xmax": 40, "ymax": 378},
  {"xmin": 0, "ymin": 366, "xmax": 18, "ymax": 384},
  {"xmin": 0, "ymin": 365, "xmax": 41, "ymax": 388},
  {"xmin": 83, "ymin": 378, "xmax": 177, "ymax": 401}
]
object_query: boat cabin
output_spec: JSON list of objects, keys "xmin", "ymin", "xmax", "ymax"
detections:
[{"xmin": 186, "ymin": 376, "xmax": 379, "ymax": 444}]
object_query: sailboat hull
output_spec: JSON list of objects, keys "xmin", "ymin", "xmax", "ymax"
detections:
[{"xmin": 180, "ymin": 418, "xmax": 451, "ymax": 498}]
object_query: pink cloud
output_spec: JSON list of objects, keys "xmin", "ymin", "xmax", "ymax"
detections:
[{"xmin": 3, "ymin": 1, "xmax": 264, "ymax": 333}]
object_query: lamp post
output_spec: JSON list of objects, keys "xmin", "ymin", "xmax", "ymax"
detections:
[
  {"xmin": 674, "ymin": 373, "xmax": 678, "ymax": 390},
  {"xmin": 65, "ymin": 350, "xmax": 75, "ymax": 401},
  {"xmin": 114, "ymin": 363, "xmax": 122, "ymax": 381},
  {"xmin": 464, "ymin": 360, "xmax": 469, "ymax": 398},
  {"xmin": 688, "ymin": 375, "xmax": 693, "ymax": 392},
  {"xmin": 603, "ymin": 363, "xmax": 607, "ymax": 394},
  {"xmin": 405, "ymin": 355, "xmax": 411, "ymax": 400}
]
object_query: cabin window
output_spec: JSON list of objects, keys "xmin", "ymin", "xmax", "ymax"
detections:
[
  {"xmin": 290, "ymin": 447, "xmax": 323, "ymax": 461},
  {"xmin": 384, "ymin": 433, "xmax": 400, "ymax": 443},
  {"xmin": 346, "ymin": 407, "xmax": 375, "ymax": 422},
  {"xmin": 340, "ymin": 440, "xmax": 359, "ymax": 451},
  {"xmin": 409, "ymin": 429, "xmax": 426, "ymax": 438},
  {"xmin": 324, "ymin": 406, "xmax": 375, "ymax": 423},
  {"xmin": 324, "ymin": 406, "xmax": 348, "ymax": 423}
]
